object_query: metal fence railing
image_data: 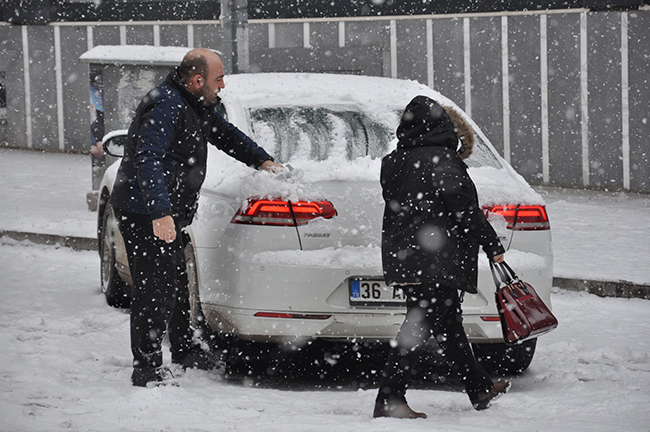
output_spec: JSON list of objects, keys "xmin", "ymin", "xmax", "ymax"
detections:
[{"xmin": 0, "ymin": 7, "xmax": 648, "ymax": 192}]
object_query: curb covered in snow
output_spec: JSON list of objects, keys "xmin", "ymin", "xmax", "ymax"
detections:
[
  {"xmin": 553, "ymin": 277, "xmax": 650, "ymax": 300},
  {"xmin": 2, "ymin": 229, "xmax": 649, "ymax": 300},
  {"xmin": 1, "ymin": 230, "xmax": 98, "ymax": 252}
]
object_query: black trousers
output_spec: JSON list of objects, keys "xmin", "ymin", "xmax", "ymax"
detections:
[
  {"xmin": 376, "ymin": 283, "xmax": 493, "ymax": 404},
  {"xmin": 115, "ymin": 209, "xmax": 196, "ymax": 369}
]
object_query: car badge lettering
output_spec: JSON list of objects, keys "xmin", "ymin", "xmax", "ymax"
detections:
[{"xmin": 304, "ymin": 233, "xmax": 330, "ymax": 238}]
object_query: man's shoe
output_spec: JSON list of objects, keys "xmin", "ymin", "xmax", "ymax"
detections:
[
  {"xmin": 471, "ymin": 378, "xmax": 511, "ymax": 411},
  {"xmin": 373, "ymin": 402, "xmax": 427, "ymax": 419},
  {"xmin": 172, "ymin": 349, "xmax": 218, "ymax": 371},
  {"xmin": 131, "ymin": 366, "xmax": 176, "ymax": 387}
]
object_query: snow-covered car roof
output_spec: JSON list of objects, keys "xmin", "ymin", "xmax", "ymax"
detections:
[{"xmin": 220, "ymin": 72, "xmax": 454, "ymax": 127}]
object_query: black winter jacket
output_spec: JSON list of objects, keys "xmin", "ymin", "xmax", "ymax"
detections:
[
  {"xmin": 111, "ymin": 69, "xmax": 273, "ymax": 228},
  {"xmin": 381, "ymin": 96, "xmax": 505, "ymax": 293}
]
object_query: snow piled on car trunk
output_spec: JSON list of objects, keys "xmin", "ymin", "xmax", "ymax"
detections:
[{"xmin": 248, "ymin": 239, "xmax": 545, "ymax": 273}]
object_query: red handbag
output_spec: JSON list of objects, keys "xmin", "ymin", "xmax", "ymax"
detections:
[{"xmin": 490, "ymin": 261, "xmax": 558, "ymax": 345}]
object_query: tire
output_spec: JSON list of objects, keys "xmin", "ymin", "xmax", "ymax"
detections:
[
  {"xmin": 184, "ymin": 242, "xmax": 232, "ymax": 357},
  {"xmin": 472, "ymin": 338, "xmax": 537, "ymax": 375},
  {"xmin": 184, "ymin": 241, "xmax": 209, "ymax": 333},
  {"xmin": 100, "ymin": 203, "xmax": 131, "ymax": 308}
]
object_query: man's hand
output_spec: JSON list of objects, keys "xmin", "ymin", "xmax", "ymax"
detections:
[
  {"xmin": 493, "ymin": 253, "xmax": 505, "ymax": 263},
  {"xmin": 153, "ymin": 215, "xmax": 176, "ymax": 243},
  {"xmin": 260, "ymin": 160, "xmax": 284, "ymax": 173}
]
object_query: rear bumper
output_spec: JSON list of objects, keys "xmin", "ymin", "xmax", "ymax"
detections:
[
  {"xmin": 200, "ymin": 304, "xmax": 506, "ymax": 343},
  {"xmin": 201, "ymin": 304, "xmax": 405, "ymax": 342},
  {"xmin": 195, "ymin": 240, "xmax": 552, "ymax": 344}
]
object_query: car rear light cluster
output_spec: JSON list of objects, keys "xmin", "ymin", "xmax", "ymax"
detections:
[
  {"xmin": 482, "ymin": 205, "xmax": 550, "ymax": 231},
  {"xmin": 232, "ymin": 198, "xmax": 337, "ymax": 226}
]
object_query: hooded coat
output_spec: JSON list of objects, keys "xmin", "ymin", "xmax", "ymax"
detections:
[
  {"xmin": 111, "ymin": 68, "xmax": 273, "ymax": 228},
  {"xmin": 381, "ymin": 96, "xmax": 505, "ymax": 293}
]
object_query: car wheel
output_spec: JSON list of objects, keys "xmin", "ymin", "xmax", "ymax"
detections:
[
  {"xmin": 184, "ymin": 241, "xmax": 209, "ymax": 332},
  {"xmin": 100, "ymin": 203, "xmax": 130, "ymax": 308},
  {"xmin": 472, "ymin": 338, "xmax": 537, "ymax": 375},
  {"xmin": 184, "ymin": 241, "xmax": 231, "ymax": 358}
]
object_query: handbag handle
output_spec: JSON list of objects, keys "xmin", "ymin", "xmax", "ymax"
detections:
[{"xmin": 489, "ymin": 260, "xmax": 518, "ymax": 291}]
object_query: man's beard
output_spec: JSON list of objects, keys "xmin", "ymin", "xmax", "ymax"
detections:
[{"xmin": 201, "ymin": 89, "xmax": 217, "ymax": 106}]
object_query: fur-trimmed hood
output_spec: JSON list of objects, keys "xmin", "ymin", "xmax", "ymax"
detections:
[{"xmin": 396, "ymin": 95, "xmax": 474, "ymax": 160}]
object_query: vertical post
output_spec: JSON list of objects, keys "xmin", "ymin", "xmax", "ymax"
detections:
[
  {"xmin": 120, "ymin": 25, "xmax": 126, "ymax": 45},
  {"xmin": 426, "ymin": 19, "xmax": 434, "ymax": 89},
  {"xmin": 268, "ymin": 23, "xmax": 276, "ymax": 48},
  {"xmin": 338, "ymin": 21, "xmax": 345, "ymax": 48},
  {"xmin": 87, "ymin": 25, "xmax": 94, "ymax": 50},
  {"xmin": 54, "ymin": 24, "xmax": 65, "ymax": 151},
  {"xmin": 463, "ymin": 17, "xmax": 471, "ymax": 117},
  {"xmin": 235, "ymin": 0, "xmax": 250, "ymax": 73},
  {"xmin": 221, "ymin": 0, "xmax": 234, "ymax": 74},
  {"xmin": 501, "ymin": 15, "xmax": 511, "ymax": 164},
  {"xmin": 580, "ymin": 12, "xmax": 590, "ymax": 187},
  {"xmin": 621, "ymin": 12, "xmax": 630, "ymax": 190},
  {"xmin": 540, "ymin": 14, "xmax": 549, "ymax": 184},
  {"xmin": 22, "ymin": 26, "xmax": 33, "ymax": 149},
  {"xmin": 153, "ymin": 24, "xmax": 160, "ymax": 46},
  {"xmin": 187, "ymin": 24, "xmax": 194, "ymax": 48},
  {"xmin": 390, "ymin": 20, "xmax": 397, "ymax": 78},
  {"xmin": 221, "ymin": 0, "xmax": 250, "ymax": 74},
  {"xmin": 303, "ymin": 22, "xmax": 311, "ymax": 48}
]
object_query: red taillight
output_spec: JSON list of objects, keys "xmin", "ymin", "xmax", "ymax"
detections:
[
  {"xmin": 232, "ymin": 199, "xmax": 337, "ymax": 226},
  {"xmin": 480, "ymin": 316, "xmax": 501, "ymax": 322},
  {"xmin": 482, "ymin": 205, "xmax": 550, "ymax": 231}
]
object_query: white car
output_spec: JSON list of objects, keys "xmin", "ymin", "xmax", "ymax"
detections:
[{"xmin": 97, "ymin": 73, "xmax": 553, "ymax": 374}]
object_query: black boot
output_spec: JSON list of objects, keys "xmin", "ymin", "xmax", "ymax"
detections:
[
  {"xmin": 131, "ymin": 366, "xmax": 175, "ymax": 387},
  {"xmin": 373, "ymin": 402, "xmax": 427, "ymax": 419},
  {"xmin": 471, "ymin": 378, "xmax": 511, "ymax": 410},
  {"xmin": 172, "ymin": 346, "xmax": 218, "ymax": 371}
]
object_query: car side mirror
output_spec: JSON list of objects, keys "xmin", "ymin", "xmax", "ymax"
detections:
[{"xmin": 103, "ymin": 134, "xmax": 126, "ymax": 158}]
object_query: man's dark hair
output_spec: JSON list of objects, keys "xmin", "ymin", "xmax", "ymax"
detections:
[{"xmin": 178, "ymin": 53, "xmax": 208, "ymax": 83}]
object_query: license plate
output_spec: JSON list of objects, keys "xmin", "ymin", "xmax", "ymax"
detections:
[{"xmin": 349, "ymin": 278, "xmax": 406, "ymax": 307}]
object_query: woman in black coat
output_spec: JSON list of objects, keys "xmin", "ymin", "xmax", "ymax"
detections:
[{"xmin": 373, "ymin": 96, "xmax": 509, "ymax": 419}]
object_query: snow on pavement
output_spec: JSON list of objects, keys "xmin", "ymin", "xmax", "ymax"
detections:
[
  {"xmin": 0, "ymin": 149, "xmax": 96, "ymax": 239},
  {"xmin": 0, "ymin": 240, "xmax": 649, "ymax": 432},
  {"xmin": 537, "ymin": 186, "xmax": 650, "ymax": 285}
]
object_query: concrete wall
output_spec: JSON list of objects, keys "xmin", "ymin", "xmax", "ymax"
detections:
[{"xmin": 0, "ymin": 8, "xmax": 648, "ymax": 192}]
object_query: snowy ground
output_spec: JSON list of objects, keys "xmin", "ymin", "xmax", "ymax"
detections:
[
  {"xmin": 0, "ymin": 240, "xmax": 649, "ymax": 432},
  {"xmin": 1, "ymin": 148, "xmax": 650, "ymax": 431}
]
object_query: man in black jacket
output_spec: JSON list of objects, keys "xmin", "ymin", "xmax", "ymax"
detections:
[
  {"xmin": 373, "ymin": 96, "xmax": 509, "ymax": 418},
  {"xmin": 111, "ymin": 48, "xmax": 282, "ymax": 387}
]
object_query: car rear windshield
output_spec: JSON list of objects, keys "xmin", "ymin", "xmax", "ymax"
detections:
[
  {"xmin": 465, "ymin": 134, "xmax": 503, "ymax": 169},
  {"xmin": 247, "ymin": 106, "xmax": 502, "ymax": 169},
  {"xmin": 248, "ymin": 106, "xmax": 393, "ymax": 162}
]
